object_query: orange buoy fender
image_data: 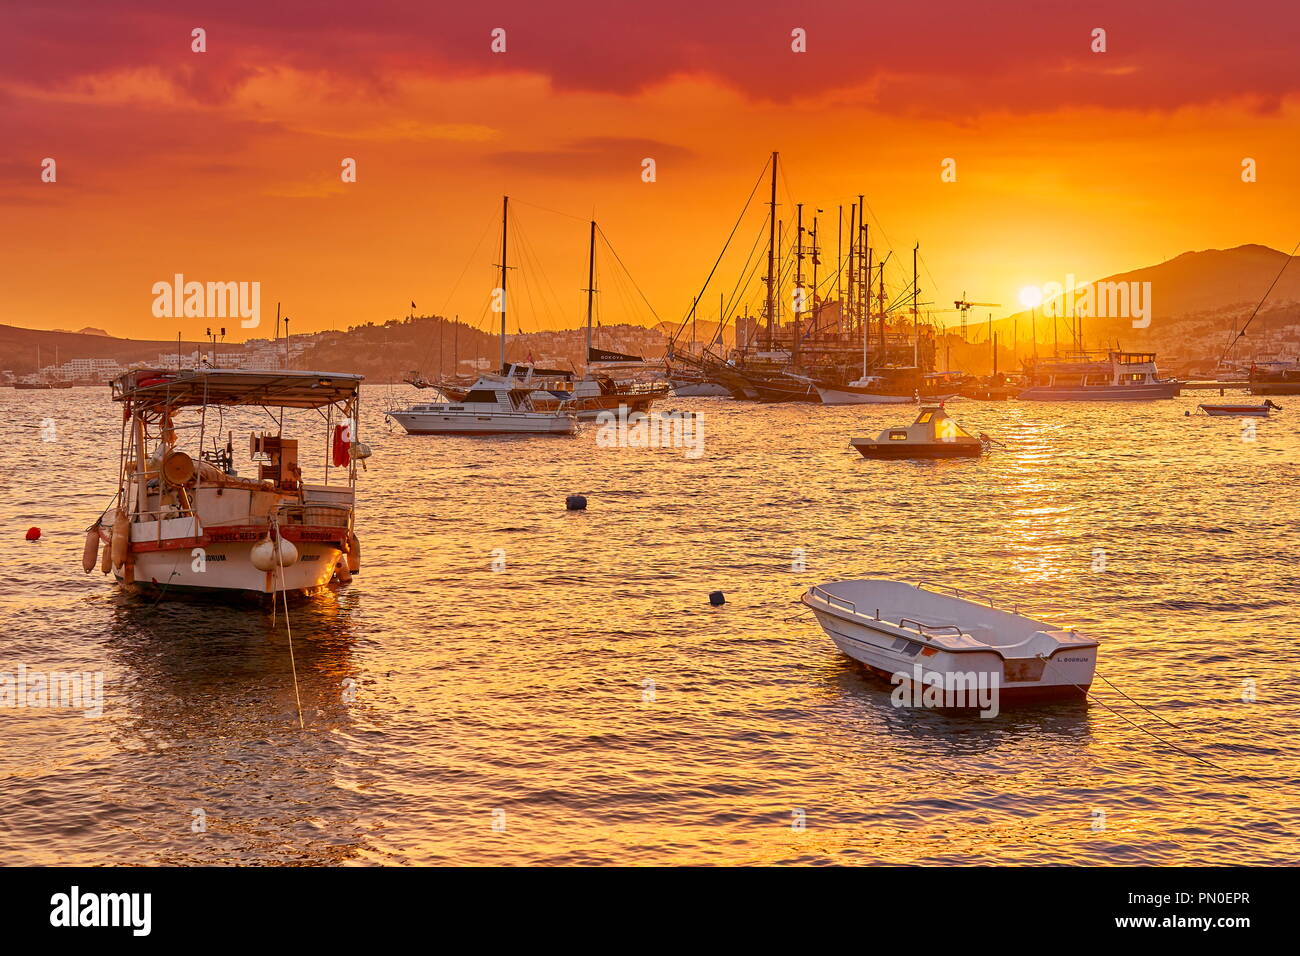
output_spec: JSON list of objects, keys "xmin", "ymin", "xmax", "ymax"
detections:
[
  {"xmin": 334, "ymin": 558, "xmax": 352, "ymax": 585},
  {"xmin": 347, "ymin": 532, "xmax": 360, "ymax": 573},
  {"xmin": 110, "ymin": 510, "xmax": 129, "ymax": 567},
  {"xmin": 100, "ymin": 530, "xmax": 113, "ymax": 573},
  {"xmin": 82, "ymin": 527, "xmax": 100, "ymax": 573}
]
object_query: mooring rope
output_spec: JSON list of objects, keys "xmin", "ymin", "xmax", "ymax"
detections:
[
  {"xmin": 1036, "ymin": 655, "xmax": 1234, "ymax": 776},
  {"xmin": 271, "ymin": 517, "xmax": 305, "ymax": 730}
]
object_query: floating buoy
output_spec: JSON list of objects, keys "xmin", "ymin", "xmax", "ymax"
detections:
[
  {"xmin": 709, "ymin": 590, "xmax": 726, "ymax": 606},
  {"xmin": 25, "ymin": 527, "xmax": 41, "ymax": 541},
  {"xmin": 347, "ymin": 532, "xmax": 361, "ymax": 573},
  {"xmin": 82, "ymin": 527, "xmax": 100, "ymax": 572},
  {"xmin": 566, "ymin": 495, "xmax": 588, "ymax": 511}
]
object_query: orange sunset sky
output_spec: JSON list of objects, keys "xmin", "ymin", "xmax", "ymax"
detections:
[{"xmin": 2, "ymin": 1, "xmax": 1298, "ymax": 342}]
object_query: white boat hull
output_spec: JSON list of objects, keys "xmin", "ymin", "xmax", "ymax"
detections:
[
  {"xmin": 802, "ymin": 580, "xmax": 1098, "ymax": 703},
  {"xmin": 388, "ymin": 410, "xmax": 577, "ymax": 435},
  {"xmin": 114, "ymin": 540, "xmax": 345, "ymax": 598},
  {"xmin": 1018, "ymin": 381, "xmax": 1179, "ymax": 401},
  {"xmin": 671, "ymin": 380, "xmax": 731, "ymax": 397},
  {"xmin": 816, "ymin": 386, "xmax": 915, "ymax": 405}
]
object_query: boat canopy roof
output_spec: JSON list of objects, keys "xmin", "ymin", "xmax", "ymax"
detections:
[
  {"xmin": 112, "ymin": 367, "xmax": 363, "ymax": 409},
  {"xmin": 878, "ymin": 404, "xmax": 978, "ymax": 442}
]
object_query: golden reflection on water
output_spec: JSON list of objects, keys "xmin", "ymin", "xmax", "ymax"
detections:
[{"xmin": 1, "ymin": 386, "xmax": 1298, "ymax": 864}]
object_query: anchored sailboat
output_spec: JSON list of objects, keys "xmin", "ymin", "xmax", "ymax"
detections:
[{"xmin": 386, "ymin": 196, "xmax": 579, "ymax": 436}]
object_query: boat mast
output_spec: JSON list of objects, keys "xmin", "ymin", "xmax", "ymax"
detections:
[
  {"xmin": 585, "ymin": 218, "xmax": 596, "ymax": 363},
  {"xmin": 765, "ymin": 151, "xmax": 778, "ymax": 351},
  {"xmin": 835, "ymin": 206, "xmax": 842, "ymax": 328},
  {"xmin": 878, "ymin": 254, "xmax": 888, "ymax": 357},
  {"xmin": 912, "ymin": 243, "xmax": 920, "ymax": 369},
  {"xmin": 810, "ymin": 211, "xmax": 819, "ymax": 338},
  {"xmin": 846, "ymin": 204, "xmax": 857, "ymax": 334},
  {"xmin": 793, "ymin": 202, "xmax": 803, "ymax": 369},
  {"xmin": 857, "ymin": 195, "xmax": 865, "ymax": 338},
  {"xmin": 499, "ymin": 195, "xmax": 509, "ymax": 371},
  {"xmin": 864, "ymin": 233, "xmax": 872, "ymax": 380}
]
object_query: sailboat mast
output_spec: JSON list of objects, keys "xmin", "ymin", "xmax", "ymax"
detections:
[
  {"xmin": 810, "ymin": 212, "xmax": 819, "ymax": 336},
  {"xmin": 793, "ymin": 203, "xmax": 803, "ymax": 368},
  {"xmin": 912, "ymin": 243, "xmax": 920, "ymax": 369},
  {"xmin": 499, "ymin": 195, "xmax": 509, "ymax": 371},
  {"xmin": 846, "ymin": 205, "xmax": 857, "ymax": 332},
  {"xmin": 835, "ymin": 206, "xmax": 842, "ymax": 325},
  {"xmin": 585, "ymin": 218, "xmax": 596, "ymax": 361},
  {"xmin": 857, "ymin": 196, "xmax": 865, "ymax": 335},
  {"xmin": 765, "ymin": 151, "xmax": 778, "ymax": 349},
  {"xmin": 878, "ymin": 256, "xmax": 887, "ymax": 356},
  {"xmin": 864, "ymin": 232, "xmax": 872, "ymax": 380}
]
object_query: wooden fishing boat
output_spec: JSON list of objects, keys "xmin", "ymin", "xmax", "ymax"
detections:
[
  {"xmin": 86, "ymin": 368, "xmax": 369, "ymax": 599},
  {"xmin": 850, "ymin": 405, "xmax": 990, "ymax": 459}
]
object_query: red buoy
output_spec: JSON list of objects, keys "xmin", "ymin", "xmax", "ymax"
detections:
[{"xmin": 25, "ymin": 527, "xmax": 41, "ymax": 541}]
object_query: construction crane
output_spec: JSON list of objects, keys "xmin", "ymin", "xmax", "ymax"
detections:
[{"xmin": 953, "ymin": 293, "xmax": 1001, "ymax": 342}]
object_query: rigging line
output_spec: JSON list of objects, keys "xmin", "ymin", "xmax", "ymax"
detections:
[
  {"xmin": 668, "ymin": 155, "xmax": 771, "ymax": 347},
  {"xmin": 709, "ymin": 222, "xmax": 770, "ymax": 351},
  {"xmin": 1220, "ymin": 237, "xmax": 1300, "ymax": 363},
  {"xmin": 418, "ymin": 211, "xmax": 499, "ymax": 371},
  {"xmin": 595, "ymin": 225, "xmax": 665, "ymax": 327},
  {"xmin": 706, "ymin": 216, "xmax": 770, "ymax": 348},
  {"xmin": 510, "ymin": 196, "xmax": 589, "ymax": 224},
  {"xmin": 513, "ymin": 210, "xmax": 568, "ymax": 330}
]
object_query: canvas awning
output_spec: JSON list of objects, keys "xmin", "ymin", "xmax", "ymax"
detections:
[{"xmin": 112, "ymin": 368, "xmax": 363, "ymax": 409}]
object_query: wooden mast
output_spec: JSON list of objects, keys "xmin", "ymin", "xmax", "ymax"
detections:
[
  {"xmin": 765, "ymin": 151, "xmax": 778, "ymax": 351},
  {"xmin": 499, "ymin": 195, "xmax": 509, "ymax": 372},
  {"xmin": 912, "ymin": 243, "xmax": 920, "ymax": 370},
  {"xmin": 863, "ymin": 229, "xmax": 871, "ymax": 380},
  {"xmin": 835, "ymin": 205, "xmax": 842, "ymax": 327},
  {"xmin": 793, "ymin": 202, "xmax": 803, "ymax": 368},
  {"xmin": 585, "ymin": 218, "xmax": 596, "ymax": 363},
  {"xmin": 878, "ymin": 255, "xmax": 887, "ymax": 357},
  {"xmin": 846, "ymin": 205, "xmax": 857, "ymax": 335}
]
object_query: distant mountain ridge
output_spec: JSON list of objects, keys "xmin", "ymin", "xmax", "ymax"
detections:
[
  {"xmin": 998, "ymin": 243, "xmax": 1300, "ymax": 345},
  {"xmin": 3, "ymin": 244, "xmax": 1296, "ymax": 376}
]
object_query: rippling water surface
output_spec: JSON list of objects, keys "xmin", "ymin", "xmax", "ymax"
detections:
[{"xmin": 1, "ymin": 385, "xmax": 1297, "ymax": 865}]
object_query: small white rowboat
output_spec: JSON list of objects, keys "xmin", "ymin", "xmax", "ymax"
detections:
[
  {"xmin": 802, "ymin": 579, "xmax": 1098, "ymax": 704},
  {"xmin": 1196, "ymin": 400, "xmax": 1281, "ymax": 417}
]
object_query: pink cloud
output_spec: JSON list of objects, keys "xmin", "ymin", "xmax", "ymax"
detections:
[{"xmin": 1, "ymin": 0, "xmax": 1296, "ymax": 115}]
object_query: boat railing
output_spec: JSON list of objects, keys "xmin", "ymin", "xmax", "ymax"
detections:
[
  {"xmin": 807, "ymin": 587, "xmax": 974, "ymax": 640},
  {"xmin": 898, "ymin": 619, "xmax": 965, "ymax": 639},
  {"xmin": 915, "ymin": 580, "xmax": 1018, "ymax": 613},
  {"xmin": 810, "ymin": 586, "xmax": 862, "ymax": 616}
]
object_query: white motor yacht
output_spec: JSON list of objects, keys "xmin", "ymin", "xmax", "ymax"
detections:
[{"xmin": 386, "ymin": 376, "xmax": 578, "ymax": 435}]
